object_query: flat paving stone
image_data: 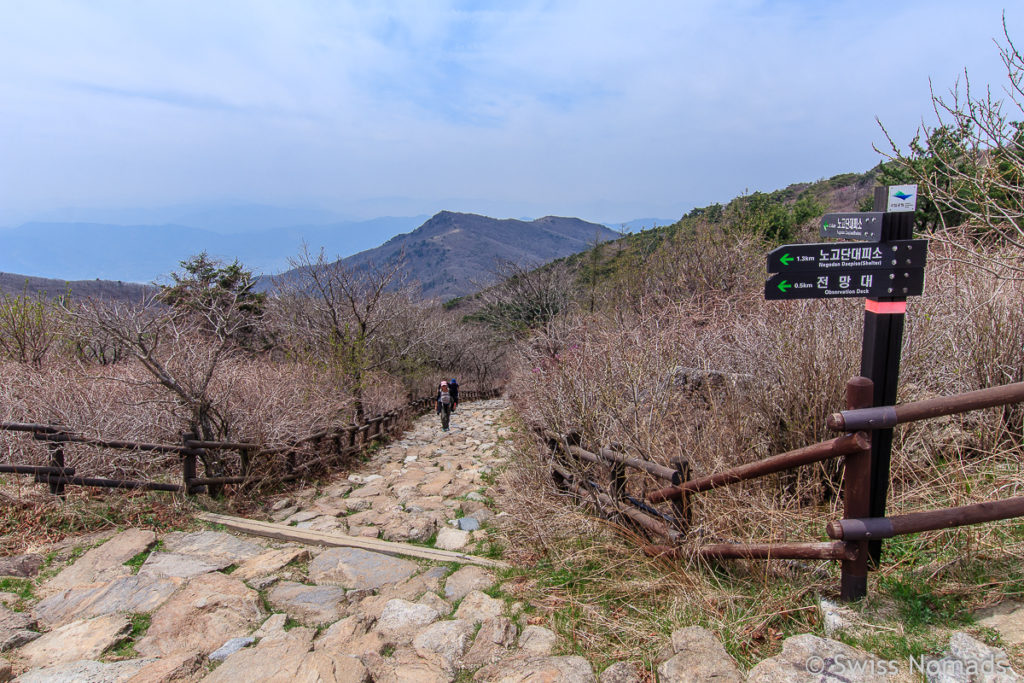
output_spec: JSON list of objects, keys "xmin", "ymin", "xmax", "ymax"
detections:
[
  {"xmin": 137, "ymin": 552, "xmax": 226, "ymax": 579},
  {"xmin": 45, "ymin": 529, "xmax": 155, "ymax": 593},
  {"xmin": 267, "ymin": 581, "xmax": 349, "ymax": 626},
  {"xmin": 34, "ymin": 574, "xmax": 180, "ymax": 628},
  {"xmin": 308, "ymin": 547, "xmax": 418, "ymax": 590},
  {"xmin": 159, "ymin": 530, "xmax": 265, "ymax": 565}
]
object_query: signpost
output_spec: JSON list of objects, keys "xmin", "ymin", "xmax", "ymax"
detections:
[{"xmin": 764, "ymin": 185, "xmax": 924, "ymax": 599}]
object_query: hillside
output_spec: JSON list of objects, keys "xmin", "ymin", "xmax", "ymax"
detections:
[
  {"xmin": 0, "ymin": 272, "xmax": 153, "ymax": 300},
  {"xmin": 277, "ymin": 211, "xmax": 621, "ymax": 299}
]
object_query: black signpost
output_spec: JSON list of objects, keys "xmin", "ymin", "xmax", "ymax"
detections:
[{"xmin": 764, "ymin": 184, "xmax": 925, "ymax": 597}]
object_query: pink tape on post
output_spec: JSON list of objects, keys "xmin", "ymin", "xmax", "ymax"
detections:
[{"xmin": 865, "ymin": 300, "xmax": 907, "ymax": 314}]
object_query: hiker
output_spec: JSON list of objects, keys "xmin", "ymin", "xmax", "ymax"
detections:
[
  {"xmin": 448, "ymin": 378, "xmax": 459, "ymax": 411},
  {"xmin": 436, "ymin": 381, "xmax": 453, "ymax": 432}
]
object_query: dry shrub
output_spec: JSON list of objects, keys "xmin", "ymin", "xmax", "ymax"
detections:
[{"xmin": 509, "ymin": 233, "xmax": 1024, "ymax": 554}]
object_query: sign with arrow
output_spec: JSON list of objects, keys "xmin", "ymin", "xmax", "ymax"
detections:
[
  {"xmin": 767, "ymin": 239, "xmax": 928, "ymax": 274},
  {"xmin": 820, "ymin": 212, "xmax": 884, "ymax": 241},
  {"xmin": 765, "ymin": 269, "xmax": 925, "ymax": 300}
]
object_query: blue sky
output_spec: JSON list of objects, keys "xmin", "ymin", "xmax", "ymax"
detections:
[{"xmin": 0, "ymin": 1, "xmax": 1016, "ymax": 226}]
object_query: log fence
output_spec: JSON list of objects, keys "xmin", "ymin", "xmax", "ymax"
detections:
[
  {"xmin": 0, "ymin": 387, "xmax": 501, "ymax": 498},
  {"xmin": 535, "ymin": 376, "xmax": 1024, "ymax": 600}
]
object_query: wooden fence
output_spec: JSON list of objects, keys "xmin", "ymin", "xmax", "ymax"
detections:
[
  {"xmin": 0, "ymin": 388, "xmax": 502, "ymax": 498},
  {"xmin": 535, "ymin": 376, "xmax": 1024, "ymax": 600}
]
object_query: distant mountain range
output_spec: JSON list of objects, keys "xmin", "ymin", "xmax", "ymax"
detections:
[
  {"xmin": 274, "ymin": 211, "xmax": 622, "ymax": 300},
  {"xmin": 0, "ymin": 272, "xmax": 153, "ymax": 301}
]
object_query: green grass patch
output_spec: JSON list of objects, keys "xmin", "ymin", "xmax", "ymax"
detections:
[
  {"xmin": 0, "ymin": 577, "xmax": 35, "ymax": 604},
  {"xmin": 106, "ymin": 613, "xmax": 152, "ymax": 659}
]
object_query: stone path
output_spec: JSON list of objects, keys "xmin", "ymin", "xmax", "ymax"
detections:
[
  {"xmin": 1, "ymin": 398, "xmax": 1022, "ymax": 682},
  {"xmin": 0, "ymin": 399, "xmax": 596, "ymax": 682}
]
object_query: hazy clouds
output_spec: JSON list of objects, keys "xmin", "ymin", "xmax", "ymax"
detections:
[{"xmin": 0, "ymin": 1, "xmax": 1015, "ymax": 224}]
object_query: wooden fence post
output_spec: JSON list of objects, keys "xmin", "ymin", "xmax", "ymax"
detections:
[
  {"xmin": 841, "ymin": 376, "xmax": 874, "ymax": 601},
  {"xmin": 670, "ymin": 458, "xmax": 691, "ymax": 533},
  {"xmin": 182, "ymin": 432, "xmax": 197, "ymax": 496},
  {"xmin": 47, "ymin": 441, "xmax": 66, "ymax": 498}
]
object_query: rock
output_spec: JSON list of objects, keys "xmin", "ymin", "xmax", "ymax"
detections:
[
  {"xmin": 466, "ymin": 492, "xmax": 486, "ymax": 502},
  {"xmin": 20, "ymin": 614, "xmax": 131, "ymax": 667},
  {"xmin": 519, "ymin": 625, "xmax": 557, "ymax": 656},
  {"xmin": 0, "ymin": 553, "xmax": 43, "ymax": 578},
  {"xmin": 454, "ymin": 590, "xmax": 504, "ymax": 624},
  {"xmin": 233, "ymin": 547, "xmax": 310, "ymax": 581},
  {"xmin": 362, "ymin": 646, "xmax": 450, "ymax": 683},
  {"xmin": 657, "ymin": 626, "xmax": 743, "ymax": 683},
  {"xmin": 350, "ymin": 525, "xmax": 381, "ymax": 538},
  {"xmin": 309, "ymin": 547, "xmax": 418, "ymax": 590},
  {"xmin": 135, "ymin": 572, "xmax": 264, "ymax": 657},
  {"xmin": 0, "ymin": 592, "xmax": 19, "ymax": 607},
  {"xmin": 137, "ymin": 552, "xmax": 226, "ymax": 579},
  {"xmin": 33, "ymin": 574, "xmax": 180, "ymax": 628},
  {"xmin": 374, "ymin": 599, "xmax": 440, "ymax": 644},
  {"xmin": 444, "ymin": 566, "xmax": 494, "ymax": 601},
  {"xmin": 0, "ymin": 604, "xmax": 40, "ymax": 651},
  {"xmin": 458, "ymin": 517, "xmax": 482, "ymax": 531},
  {"xmin": 315, "ymin": 613, "xmax": 385, "ymax": 657},
  {"xmin": 206, "ymin": 626, "xmax": 370, "ymax": 682},
  {"xmin": 254, "ymin": 613, "xmax": 289, "ymax": 641},
  {"xmin": 267, "ymin": 581, "xmax": 349, "ymax": 626},
  {"xmin": 412, "ymin": 618, "xmax": 476, "ymax": 671},
  {"xmin": 160, "ymin": 530, "xmax": 265, "ymax": 565},
  {"xmin": 434, "ymin": 527, "xmax": 470, "ymax": 551},
  {"xmin": 249, "ymin": 575, "xmax": 279, "ymax": 591},
  {"xmin": 381, "ymin": 514, "xmax": 438, "ymax": 543},
  {"xmin": 271, "ymin": 498, "xmax": 293, "ymax": 512},
  {"xmin": 417, "ymin": 592, "xmax": 452, "ymax": 616},
  {"xmin": 923, "ymin": 631, "xmax": 1021, "ymax": 682},
  {"xmin": 271, "ymin": 505, "xmax": 300, "ymax": 522},
  {"xmin": 209, "ymin": 636, "xmax": 255, "ymax": 662},
  {"xmin": 0, "ymin": 660, "xmax": 9, "ymax": 683},
  {"xmin": 463, "ymin": 616, "xmax": 517, "ymax": 670},
  {"xmin": 16, "ymin": 658, "xmax": 156, "ymax": 683},
  {"xmin": 284, "ymin": 510, "xmax": 323, "ymax": 525},
  {"xmin": 748, "ymin": 633, "xmax": 915, "ymax": 683},
  {"xmin": 474, "ymin": 655, "xmax": 596, "ymax": 682},
  {"xmin": 599, "ymin": 662, "xmax": 643, "ymax": 683},
  {"xmin": 467, "ymin": 508, "xmax": 494, "ymax": 525},
  {"xmin": 45, "ymin": 529, "xmax": 155, "ymax": 592},
  {"xmin": 976, "ymin": 601, "xmax": 1024, "ymax": 646},
  {"xmin": 126, "ymin": 651, "xmax": 204, "ymax": 682}
]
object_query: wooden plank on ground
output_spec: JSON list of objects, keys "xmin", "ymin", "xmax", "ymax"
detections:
[{"xmin": 197, "ymin": 512, "xmax": 509, "ymax": 569}]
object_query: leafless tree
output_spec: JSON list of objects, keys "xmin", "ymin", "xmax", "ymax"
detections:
[
  {"xmin": 878, "ymin": 15, "xmax": 1024, "ymax": 276},
  {"xmin": 270, "ymin": 246, "xmax": 445, "ymax": 421}
]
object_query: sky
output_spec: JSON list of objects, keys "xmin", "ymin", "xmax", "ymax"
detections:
[{"xmin": 0, "ymin": 1, "xmax": 1018, "ymax": 227}]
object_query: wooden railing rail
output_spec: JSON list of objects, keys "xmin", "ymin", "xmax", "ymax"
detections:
[
  {"xmin": 1, "ymin": 387, "xmax": 502, "ymax": 498},
  {"xmin": 535, "ymin": 376, "xmax": 1024, "ymax": 601}
]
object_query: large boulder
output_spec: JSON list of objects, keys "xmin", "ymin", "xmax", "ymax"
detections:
[
  {"xmin": 136, "ymin": 572, "xmax": 264, "ymax": 657},
  {"xmin": 454, "ymin": 590, "xmax": 504, "ymax": 624},
  {"xmin": 412, "ymin": 618, "xmax": 476, "ymax": 672}
]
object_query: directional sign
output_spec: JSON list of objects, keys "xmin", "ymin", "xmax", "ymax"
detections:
[
  {"xmin": 820, "ymin": 212, "xmax": 884, "ymax": 241},
  {"xmin": 766, "ymin": 239, "xmax": 928, "ymax": 274},
  {"xmin": 765, "ymin": 268, "xmax": 925, "ymax": 300}
]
